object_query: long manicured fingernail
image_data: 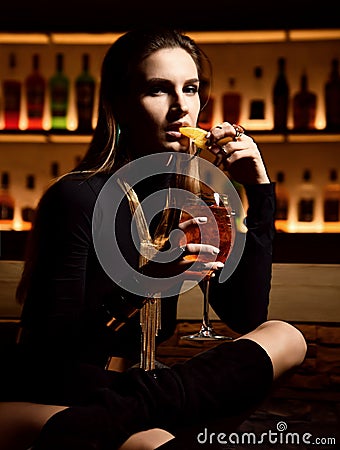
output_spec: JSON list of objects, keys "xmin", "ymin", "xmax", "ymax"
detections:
[
  {"xmin": 197, "ymin": 217, "xmax": 208, "ymax": 223},
  {"xmin": 202, "ymin": 261, "xmax": 224, "ymax": 269}
]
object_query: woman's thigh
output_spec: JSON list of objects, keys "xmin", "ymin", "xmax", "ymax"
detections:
[{"xmin": 0, "ymin": 402, "xmax": 68, "ymax": 450}]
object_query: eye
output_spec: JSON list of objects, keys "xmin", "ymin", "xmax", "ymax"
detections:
[
  {"xmin": 148, "ymin": 85, "xmax": 168, "ymax": 96},
  {"xmin": 184, "ymin": 84, "xmax": 199, "ymax": 95}
]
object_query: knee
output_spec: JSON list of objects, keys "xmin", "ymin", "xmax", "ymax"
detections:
[
  {"xmin": 260, "ymin": 320, "xmax": 307, "ymax": 375},
  {"xmin": 264, "ymin": 320, "xmax": 306, "ymax": 356},
  {"xmin": 118, "ymin": 428, "xmax": 175, "ymax": 450},
  {"xmin": 0, "ymin": 402, "xmax": 68, "ymax": 450},
  {"xmin": 239, "ymin": 320, "xmax": 307, "ymax": 379}
]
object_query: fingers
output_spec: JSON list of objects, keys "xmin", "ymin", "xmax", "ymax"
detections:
[
  {"xmin": 204, "ymin": 123, "xmax": 270, "ymax": 184},
  {"xmin": 178, "ymin": 216, "xmax": 207, "ymax": 230},
  {"xmin": 205, "ymin": 122, "xmax": 243, "ymax": 145},
  {"xmin": 211, "ymin": 129, "xmax": 253, "ymax": 154},
  {"xmin": 178, "ymin": 257, "xmax": 224, "ymax": 280},
  {"xmin": 220, "ymin": 136, "xmax": 256, "ymax": 160},
  {"xmin": 206, "ymin": 122, "xmax": 236, "ymax": 144},
  {"xmin": 185, "ymin": 242, "xmax": 220, "ymax": 256},
  {"xmin": 205, "ymin": 122, "xmax": 250, "ymax": 157},
  {"xmin": 210, "ymin": 134, "xmax": 257, "ymax": 168},
  {"xmin": 141, "ymin": 246, "xmax": 224, "ymax": 280},
  {"xmin": 181, "ymin": 260, "xmax": 225, "ymax": 280}
]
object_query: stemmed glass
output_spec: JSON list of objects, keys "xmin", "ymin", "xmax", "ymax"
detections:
[{"xmin": 179, "ymin": 190, "xmax": 235, "ymax": 340}]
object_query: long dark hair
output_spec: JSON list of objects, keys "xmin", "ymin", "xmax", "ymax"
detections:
[
  {"xmin": 77, "ymin": 28, "xmax": 211, "ymax": 173},
  {"xmin": 16, "ymin": 29, "xmax": 210, "ymax": 305}
]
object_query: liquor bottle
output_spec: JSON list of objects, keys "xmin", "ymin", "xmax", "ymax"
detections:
[
  {"xmin": 75, "ymin": 53, "xmax": 96, "ymax": 133},
  {"xmin": 0, "ymin": 172, "xmax": 15, "ymax": 230},
  {"xmin": 21, "ymin": 174, "xmax": 37, "ymax": 230},
  {"xmin": 297, "ymin": 169, "xmax": 316, "ymax": 222},
  {"xmin": 197, "ymin": 79, "xmax": 214, "ymax": 131},
  {"xmin": 2, "ymin": 53, "xmax": 22, "ymax": 130},
  {"xmin": 50, "ymin": 161, "xmax": 60, "ymax": 179},
  {"xmin": 25, "ymin": 54, "xmax": 46, "ymax": 130},
  {"xmin": 323, "ymin": 169, "xmax": 340, "ymax": 231},
  {"xmin": 222, "ymin": 77, "xmax": 241, "ymax": 124},
  {"xmin": 272, "ymin": 57, "xmax": 289, "ymax": 132},
  {"xmin": 274, "ymin": 171, "xmax": 289, "ymax": 232},
  {"xmin": 249, "ymin": 66, "xmax": 265, "ymax": 120},
  {"xmin": 292, "ymin": 70, "xmax": 317, "ymax": 131},
  {"xmin": 324, "ymin": 58, "xmax": 340, "ymax": 131},
  {"xmin": 49, "ymin": 53, "xmax": 69, "ymax": 130}
]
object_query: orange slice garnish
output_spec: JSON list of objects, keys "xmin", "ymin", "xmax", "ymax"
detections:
[{"xmin": 180, "ymin": 126, "xmax": 233, "ymax": 150}]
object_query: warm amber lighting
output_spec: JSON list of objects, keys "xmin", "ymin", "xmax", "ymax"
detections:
[
  {"xmin": 288, "ymin": 134, "xmax": 340, "ymax": 143},
  {"xmin": 289, "ymin": 29, "xmax": 340, "ymax": 41},
  {"xmin": 0, "ymin": 33, "xmax": 49, "ymax": 44},
  {"xmin": 12, "ymin": 217, "xmax": 25, "ymax": 232},
  {"xmin": 288, "ymin": 220, "xmax": 324, "ymax": 233},
  {"xmin": 0, "ymin": 29, "xmax": 338, "ymax": 45},
  {"xmin": 50, "ymin": 33, "xmax": 123, "ymax": 45},
  {"xmin": 248, "ymin": 134, "xmax": 286, "ymax": 143},
  {"xmin": 187, "ymin": 30, "xmax": 287, "ymax": 44},
  {"xmin": 0, "ymin": 134, "xmax": 46, "ymax": 143},
  {"xmin": 47, "ymin": 135, "xmax": 92, "ymax": 144}
]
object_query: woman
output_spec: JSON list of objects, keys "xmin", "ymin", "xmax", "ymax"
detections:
[{"xmin": 2, "ymin": 29, "xmax": 306, "ymax": 450}]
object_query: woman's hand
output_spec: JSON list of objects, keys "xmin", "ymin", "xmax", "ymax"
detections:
[
  {"xmin": 140, "ymin": 216, "xmax": 223, "ymax": 282},
  {"xmin": 206, "ymin": 122, "xmax": 270, "ymax": 185}
]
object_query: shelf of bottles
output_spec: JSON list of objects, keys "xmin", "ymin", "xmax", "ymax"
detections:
[
  {"xmin": 0, "ymin": 30, "xmax": 340, "ymax": 235},
  {"xmin": 0, "ymin": 51, "xmax": 97, "ymax": 135}
]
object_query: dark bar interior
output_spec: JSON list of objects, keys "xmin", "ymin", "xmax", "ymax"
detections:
[{"xmin": 0, "ymin": 1, "xmax": 339, "ymax": 448}]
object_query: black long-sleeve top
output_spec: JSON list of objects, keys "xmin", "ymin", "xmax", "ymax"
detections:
[{"xmin": 18, "ymin": 172, "xmax": 275, "ymax": 367}]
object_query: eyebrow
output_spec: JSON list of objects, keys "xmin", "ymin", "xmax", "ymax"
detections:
[{"xmin": 146, "ymin": 77, "xmax": 200, "ymax": 84}]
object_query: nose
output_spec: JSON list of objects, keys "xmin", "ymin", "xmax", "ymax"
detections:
[{"xmin": 170, "ymin": 92, "xmax": 189, "ymax": 116}]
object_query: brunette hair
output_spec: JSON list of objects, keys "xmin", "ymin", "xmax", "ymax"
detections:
[
  {"xmin": 77, "ymin": 28, "xmax": 210, "ymax": 173},
  {"xmin": 16, "ymin": 29, "xmax": 208, "ymax": 304}
]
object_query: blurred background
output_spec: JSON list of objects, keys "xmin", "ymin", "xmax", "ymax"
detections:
[{"xmin": 0, "ymin": 1, "xmax": 340, "ymax": 443}]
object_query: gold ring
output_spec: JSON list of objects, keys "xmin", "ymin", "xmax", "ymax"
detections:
[
  {"xmin": 221, "ymin": 145, "xmax": 228, "ymax": 156},
  {"xmin": 233, "ymin": 124, "xmax": 244, "ymax": 139}
]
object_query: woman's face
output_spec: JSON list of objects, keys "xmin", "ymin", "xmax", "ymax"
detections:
[{"xmin": 124, "ymin": 47, "xmax": 201, "ymax": 155}]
